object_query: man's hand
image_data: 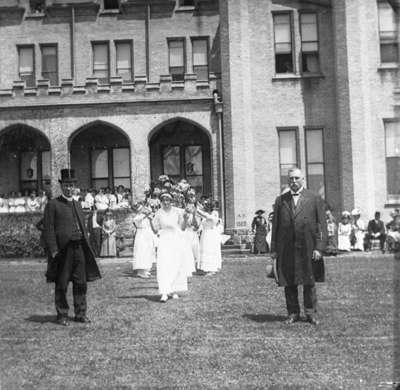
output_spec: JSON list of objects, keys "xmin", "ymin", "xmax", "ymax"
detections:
[
  {"xmin": 270, "ymin": 252, "xmax": 277, "ymax": 260},
  {"xmin": 312, "ymin": 250, "xmax": 322, "ymax": 260},
  {"xmin": 51, "ymin": 251, "xmax": 58, "ymax": 259}
]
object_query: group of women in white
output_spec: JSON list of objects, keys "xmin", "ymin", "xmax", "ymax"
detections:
[{"xmin": 131, "ymin": 190, "xmax": 223, "ymax": 302}]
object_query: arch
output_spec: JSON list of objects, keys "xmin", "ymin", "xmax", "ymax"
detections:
[
  {"xmin": 0, "ymin": 123, "xmax": 52, "ymax": 196},
  {"xmin": 149, "ymin": 117, "xmax": 212, "ymax": 197},
  {"xmin": 68, "ymin": 120, "xmax": 130, "ymax": 149},
  {"xmin": 147, "ymin": 116, "xmax": 212, "ymax": 145},
  {"xmin": 69, "ymin": 120, "xmax": 132, "ymax": 191}
]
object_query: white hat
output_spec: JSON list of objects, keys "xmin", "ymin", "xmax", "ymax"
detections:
[{"xmin": 351, "ymin": 208, "xmax": 361, "ymax": 216}]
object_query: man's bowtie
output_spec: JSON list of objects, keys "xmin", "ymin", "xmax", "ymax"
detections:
[{"xmin": 291, "ymin": 193, "xmax": 300, "ymax": 196}]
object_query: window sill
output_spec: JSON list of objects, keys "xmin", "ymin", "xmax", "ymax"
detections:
[
  {"xmin": 385, "ymin": 202, "xmax": 400, "ymax": 208},
  {"xmin": 175, "ymin": 6, "xmax": 196, "ymax": 12},
  {"xmin": 99, "ymin": 9, "xmax": 120, "ymax": 15},
  {"xmin": 378, "ymin": 63, "xmax": 399, "ymax": 71},
  {"xmin": 272, "ymin": 73, "xmax": 324, "ymax": 81},
  {"xmin": 25, "ymin": 12, "xmax": 45, "ymax": 19}
]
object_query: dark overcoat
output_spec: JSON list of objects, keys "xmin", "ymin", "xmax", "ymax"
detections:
[
  {"xmin": 271, "ymin": 189, "xmax": 327, "ymax": 286},
  {"xmin": 43, "ymin": 196, "xmax": 101, "ymax": 283}
]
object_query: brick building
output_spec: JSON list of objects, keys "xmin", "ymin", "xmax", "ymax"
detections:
[{"xmin": 0, "ymin": 0, "xmax": 398, "ymax": 231}]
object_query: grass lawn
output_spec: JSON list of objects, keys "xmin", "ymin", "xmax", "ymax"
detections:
[{"xmin": 0, "ymin": 254, "xmax": 395, "ymax": 389}]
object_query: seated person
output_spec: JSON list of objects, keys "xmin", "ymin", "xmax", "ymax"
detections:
[
  {"xmin": 105, "ymin": 187, "xmax": 117, "ymax": 210},
  {"xmin": 365, "ymin": 211, "xmax": 386, "ymax": 253},
  {"xmin": 95, "ymin": 188, "xmax": 109, "ymax": 211},
  {"xmin": 26, "ymin": 190, "xmax": 41, "ymax": 212},
  {"xmin": 387, "ymin": 212, "xmax": 400, "ymax": 253},
  {"xmin": 14, "ymin": 191, "xmax": 27, "ymax": 212},
  {"xmin": 0, "ymin": 193, "xmax": 9, "ymax": 213},
  {"xmin": 83, "ymin": 188, "xmax": 95, "ymax": 210},
  {"xmin": 8, "ymin": 191, "xmax": 17, "ymax": 213}
]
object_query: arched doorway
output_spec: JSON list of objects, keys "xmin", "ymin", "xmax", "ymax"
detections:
[
  {"xmin": 0, "ymin": 125, "xmax": 51, "ymax": 195},
  {"xmin": 149, "ymin": 119, "xmax": 212, "ymax": 196},
  {"xmin": 69, "ymin": 122, "xmax": 131, "ymax": 190}
]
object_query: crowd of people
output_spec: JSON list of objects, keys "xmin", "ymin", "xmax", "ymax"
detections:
[
  {"xmin": 0, "ymin": 190, "xmax": 48, "ymax": 213},
  {"xmin": 250, "ymin": 205, "xmax": 400, "ymax": 256}
]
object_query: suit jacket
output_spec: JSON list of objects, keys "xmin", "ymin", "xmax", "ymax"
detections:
[
  {"xmin": 367, "ymin": 219, "xmax": 385, "ymax": 235},
  {"xmin": 271, "ymin": 189, "xmax": 327, "ymax": 286},
  {"xmin": 43, "ymin": 196, "xmax": 101, "ymax": 282}
]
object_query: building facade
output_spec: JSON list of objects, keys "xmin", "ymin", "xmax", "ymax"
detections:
[{"xmin": 0, "ymin": 0, "xmax": 398, "ymax": 231}]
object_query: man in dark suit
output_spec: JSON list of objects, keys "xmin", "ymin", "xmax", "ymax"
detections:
[
  {"xmin": 43, "ymin": 169, "xmax": 101, "ymax": 326},
  {"xmin": 271, "ymin": 168, "xmax": 327, "ymax": 325},
  {"xmin": 365, "ymin": 211, "xmax": 386, "ymax": 253}
]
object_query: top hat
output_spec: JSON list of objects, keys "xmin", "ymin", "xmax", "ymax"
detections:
[{"xmin": 59, "ymin": 169, "xmax": 77, "ymax": 183}]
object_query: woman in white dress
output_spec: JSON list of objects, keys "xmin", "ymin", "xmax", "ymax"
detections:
[
  {"xmin": 197, "ymin": 201, "xmax": 222, "ymax": 275},
  {"xmin": 149, "ymin": 191, "xmax": 188, "ymax": 302},
  {"xmin": 182, "ymin": 201, "xmax": 199, "ymax": 276},
  {"xmin": 132, "ymin": 204, "xmax": 156, "ymax": 278},
  {"xmin": 26, "ymin": 190, "xmax": 40, "ymax": 212},
  {"xmin": 338, "ymin": 211, "xmax": 352, "ymax": 252},
  {"xmin": 0, "ymin": 194, "xmax": 9, "ymax": 213},
  {"xmin": 351, "ymin": 208, "xmax": 366, "ymax": 251},
  {"xmin": 95, "ymin": 188, "xmax": 109, "ymax": 211}
]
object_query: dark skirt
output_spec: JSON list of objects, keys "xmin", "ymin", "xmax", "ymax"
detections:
[{"xmin": 254, "ymin": 231, "xmax": 268, "ymax": 253}]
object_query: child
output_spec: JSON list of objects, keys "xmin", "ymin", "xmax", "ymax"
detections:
[
  {"xmin": 132, "ymin": 203, "xmax": 156, "ymax": 278},
  {"xmin": 338, "ymin": 211, "xmax": 352, "ymax": 252},
  {"xmin": 100, "ymin": 210, "xmax": 117, "ymax": 257}
]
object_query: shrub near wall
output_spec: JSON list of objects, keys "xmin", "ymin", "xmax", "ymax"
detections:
[
  {"xmin": 0, "ymin": 209, "xmax": 136, "ymax": 258},
  {"xmin": 0, "ymin": 212, "xmax": 45, "ymax": 258}
]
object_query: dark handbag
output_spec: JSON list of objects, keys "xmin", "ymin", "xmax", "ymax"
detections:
[{"xmin": 312, "ymin": 257, "xmax": 325, "ymax": 283}]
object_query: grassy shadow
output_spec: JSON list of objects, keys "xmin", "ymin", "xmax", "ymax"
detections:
[
  {"xmin": 25, "ymin": 315, "xmax": 58, "ymax": 324},
  {"xmin": 243, "ymin": 313, "xmax": 287, "ymax": 323},
  {"xmin": 118, "ymin": 294, "xmax": 161, "ymax": 302}
]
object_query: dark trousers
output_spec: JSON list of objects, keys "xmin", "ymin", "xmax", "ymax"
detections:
[
  {"xmin": 55, "ymin": 241, "xmax": 87, "ymax": 319},
  {"xmin": 284, "ymin": 284, "xmax": 317, "ymax": 317},
  {"xmin": 365, "ymin": 233, "xmax": 386, "ymax": 250}
]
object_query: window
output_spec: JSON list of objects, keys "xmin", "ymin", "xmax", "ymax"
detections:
[
  {"xmin": 104, "ymin": 0, "xmax": 119, "ymax": 10},
  {"xmin": 300, "ymin": 13, "xmax": 320, "ymax": 73},
  {"xmin": 278, "ymin": 129, "xmax": 298, "ymax": 191},
  {"xmin": 273, "ymin": 13, "xmax": 294, "ymax": 73},
  {"xmin": 305, "ymin": 129, "xmax": 325, "ymax": 198},
  {"xmin": 378, "ymin": 1, "xmax": 398, "ymax": 63},
  {"xmin": 18, "ymin": 46, "xmax": 35, "ymax": 87},
  {"xmin": 179, "ymin": 0, "xmax": 195, "ymax": 6},
  {"xmin": 116, "ymin": 41, "xmax": 133, "ymax": 82},
  {"xmin": 385, "ymin": 121, "xmax": 400, "ymax": 202},
  {"xmin": 91, "ymin": 147, "xmax": 130, "ymax": 189},
  {"xmin": 92, "ymin": 42, "xmax": 109, "ymax": 84},
  {"xmin": 41, "ymin": 44, "xmax": 58, "ymax": 86},
  {"xmin": 29, "ymin": 0, "xmax": 45, "ymax": 14},
  {"xmin": 168, "ymin": 39, "xmax": 185, "ymax": 81},
  {"xmin": 162, "ymin": 145, "xmax": 204, "ymax": 194},
  {"xmin": 192, "ymin": 38, "xmax": 209, "ymax": 81},
  {"xmin": 20, "ymin": 151, "xmax": 51, "ymax": 192}
]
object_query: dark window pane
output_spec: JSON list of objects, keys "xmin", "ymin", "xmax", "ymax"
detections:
[
  {"xmin": 29, "ymin": 0, "xmax": 45, "ymax": 13},
  {"xmin": 387, "ymin": 157, "xmax": 400, "ymax": 196},
  {"xmin": 193, "ymin": 65, "xmax": 208, "ymax": 80},
  {"xmin": 275, "ymin": 53, "xmax": 293, "ymax": 73},
  {"xmin": 163, "ymin": 146, "xmax": 181, "ymax": 176},
  {"xmin": 170, "ymin": 67, "xmax": 185, "ymax": 81},
  {"xmin": 302, "ymin": 52, "xmax": 319, "ymax": 73},
  {"xmin": 381, "ymin": 42, "xmax": 398, "ymax": 63},
  {"xmin": 104, "ymin": 0, "xmax": 119, "ymax": 9},
  {"xmin": 179, "ymin": 0, "xmax": 195, "ymax": 5}
]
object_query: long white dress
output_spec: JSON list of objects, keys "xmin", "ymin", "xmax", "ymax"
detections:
[
  {"xmin": 338, "ymin": 222, "xmax": 352, "ymax": 251},
  {"xmin": 132, "ymin": 214, "xmax": 156, "ymax": 272},
  {"xmin": 199, "ymin": 210, "xmax": 222, "ymax": 272},
  {"xmin": 351, "ymin": 219, "xmax": 365, "ymax": 251},
  {"xmin": 153, "ymin": 207, "xmax": 188, "ymax": 295},
  {"xmin": 183, "ymin": 213, "xmax": 200, "ymax": 274}
]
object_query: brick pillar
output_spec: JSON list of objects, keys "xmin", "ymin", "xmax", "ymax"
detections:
[
  {"xmin": 332, "ymin": 0, "xmax": 378, "ymax": 216},
  {"xmin": 49, "ymin": 130, "xmax": 70, "ymax": 197},
  {"xmin": 219, "ymin": 0, "xmax": 256, "ymax": 230}
]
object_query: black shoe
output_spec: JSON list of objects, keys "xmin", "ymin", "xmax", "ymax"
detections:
[
  {"xmin": 74, "ymin": 316, "xmax": 91, "ymax": 323},
  {"xmin": 305, "ymin": 315, "xmax": 319, "ymax": 325},
  {"xmin": 56, "ymin": 317, "xmax": 69, "ymax": 326},
  {"xmin": 285, "ymin": 314, "xmax": 299, "ymax": 324}
]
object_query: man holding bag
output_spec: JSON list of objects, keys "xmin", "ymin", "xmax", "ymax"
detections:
[{"xmin": 270, "ymin": 168, "xmax": 327, "ymax": 325}]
